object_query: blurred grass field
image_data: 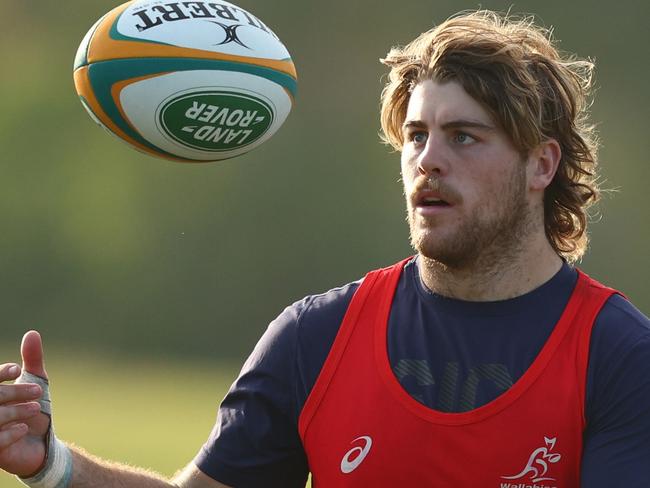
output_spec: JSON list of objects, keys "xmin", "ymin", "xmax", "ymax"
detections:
[{"xmin": 0, "ymin": 347, "xmax": 241, "ymax": 487}]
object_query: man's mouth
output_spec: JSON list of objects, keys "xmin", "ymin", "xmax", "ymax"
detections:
[
  {"xmin": 419, "ymin": 195, "xmax": 450, "ymax": 207},
  {"xmin": 415, "ymin": 190, "xmax": 452, "ymax": 208}
]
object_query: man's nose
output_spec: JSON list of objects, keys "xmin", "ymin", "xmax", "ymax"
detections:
[{"xmin": 417, "ymin": 135, "xmax": 450, "ymax": 177}]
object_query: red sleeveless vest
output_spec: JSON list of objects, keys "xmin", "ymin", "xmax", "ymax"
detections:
[{"xmin": 298, "ymin": 259, "xmax": 616, "ymax": 488}]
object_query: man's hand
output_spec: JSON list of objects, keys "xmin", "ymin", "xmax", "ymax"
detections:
[
  {"xmin": 0, "ymin": 331, "xmax": 50, "ymax": 477},
  {"xmin": 1, "ymin": 332, "xmax": 233, "ymax": 488}
]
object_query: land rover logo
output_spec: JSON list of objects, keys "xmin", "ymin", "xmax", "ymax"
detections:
[{"xmin": 159, "ymin": 91, "xmax": 274, "ymax": 152}]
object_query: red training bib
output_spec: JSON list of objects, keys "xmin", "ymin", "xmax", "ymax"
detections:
[{"xmin": 299, "ymin": 259, "xmax": 616, "ymax": 488}]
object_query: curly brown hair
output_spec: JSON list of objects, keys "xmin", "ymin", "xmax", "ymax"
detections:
[{"xmin": 380, "ymin": 10, "xmax": 600, "ymax": 263}]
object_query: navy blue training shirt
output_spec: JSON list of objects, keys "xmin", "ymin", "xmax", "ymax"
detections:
[{"xmin": 196, "ymin": 258, "xmax": 650, "ymax": 487}]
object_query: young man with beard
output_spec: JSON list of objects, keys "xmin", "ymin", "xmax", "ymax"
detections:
[{"xmin": 1, "ymin": 10, "xmax": 649, "ymax": 488}]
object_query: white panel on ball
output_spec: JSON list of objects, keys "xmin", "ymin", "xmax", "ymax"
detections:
[{"xmin": 119, "ymin": 70, "xmax": 291, "ymax": 161}]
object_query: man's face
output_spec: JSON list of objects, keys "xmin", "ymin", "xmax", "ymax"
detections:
[{"xmin": 401, "ymin": 80, "xmax": 535, "ymax": 269}]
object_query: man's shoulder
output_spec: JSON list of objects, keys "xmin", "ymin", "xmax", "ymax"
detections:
[
  {"xmin": 296, "ymin": 280, "xmax": 361, "ymax": 323},
  {"xmin": 266, "ymin": 279, "xmax": 361, "ymax": 342},
  {"xmin": 573, "ymin": 268, "xmax": 649, "ymax": 343},
  {"xmin": 589, "ymin": 290, "xmax": 650, "ymax": 371},
  {"xmin": 287, "ymin": 280, "xmax": 362, "ymax": 358},
  {"xmin": 255, "ymin": 278, "xmax": 363, "ymax": 369},
  {"xmin": 290, "ymin": 257, "xmax": 415, "ymax": 336},
  {"xmin": 587, "ymin": 292, "xmax": 650, "ymax": 412},
  {"xmin": 593, "ymin": 292, "xmax": 650, "ymax": 343}
]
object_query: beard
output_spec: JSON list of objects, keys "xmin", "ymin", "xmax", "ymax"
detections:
[{"xmin": 408, "ymin": 163, "xmax": 534, "ymax": 270}]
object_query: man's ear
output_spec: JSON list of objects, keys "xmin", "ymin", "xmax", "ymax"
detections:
[{"xmin": 527, "ymin": 138, "xmax": 562, "ymax": 191}]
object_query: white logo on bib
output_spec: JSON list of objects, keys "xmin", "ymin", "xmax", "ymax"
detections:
[
  {"xmin": 340, "ymin": 436, "xmax": 373, "ymax": 474},
  {"xmin": 502, "ymin": 436, "xmax": 562, "ymax": 483}
]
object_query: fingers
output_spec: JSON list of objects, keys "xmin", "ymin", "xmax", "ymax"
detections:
[
  {"xmin": 0, "ymin": 363, "xmax": 21, "ymax": 383},
  {"xmin": 0, "ymin": 423, "xmax": 29, "ymax": 449},
  {"xmin": 0, "ymin": 364, "xmax": 43, "ymax": 405},
  {"xmin": 0, "ymin": 382, "xmax": 42, "ymax": 405},
  {"xmin": 21, "ymin": 331, "xmax": 48, "ymax": 380},
  {"xmin": 0, "ymin": 402, "xmax": 41, "ymax": 426}
]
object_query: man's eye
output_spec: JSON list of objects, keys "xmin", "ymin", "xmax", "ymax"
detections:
[
  {"xmin": 411, "ymin": 132, "xmax": 427, "ymax": 145},
  {"xmin": 453, "ymin": 133, "xmax": 475, "ymax": 145}
]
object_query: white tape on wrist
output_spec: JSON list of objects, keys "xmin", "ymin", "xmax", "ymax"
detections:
[
  {"xmin": 19, "ymin": 436, "xmax": 73, "ymax": 488},
  {"xmin": 15, "ymin": 371, "xmax": 73, "ymax": 488}
]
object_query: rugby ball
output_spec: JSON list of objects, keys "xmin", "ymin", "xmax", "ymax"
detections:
[{"xmin": 73, "ymin": 0, "xmax": 297, "ymax": 163}]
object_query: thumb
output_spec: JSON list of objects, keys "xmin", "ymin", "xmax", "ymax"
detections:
[{"xmin": 21, "ymin": 330, "xmax": 48, "ymax": 380}]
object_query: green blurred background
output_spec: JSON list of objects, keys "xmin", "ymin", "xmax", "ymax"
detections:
[{"xmin": 1, "ymin": 0, "xmax": 648, "ymax": 485}]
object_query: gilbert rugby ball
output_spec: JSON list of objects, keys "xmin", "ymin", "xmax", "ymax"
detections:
[{"xmin": 73, "ymin": 0, "xmax": 297, "ymax": 162}]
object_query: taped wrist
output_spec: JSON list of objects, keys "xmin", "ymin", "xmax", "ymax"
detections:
[{"xmin": 15, "ymin": 371, "xmax": 73, "ymax": 488}]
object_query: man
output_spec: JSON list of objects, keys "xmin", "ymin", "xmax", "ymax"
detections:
[{"xmin": 1, "ymin": 9, "xmax": 648, "ymax": 488}]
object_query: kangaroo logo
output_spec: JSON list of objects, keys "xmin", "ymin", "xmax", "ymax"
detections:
[
  {"xmin": 208, "ymin": 21, "xmax": 250, "ymax": 49},
  {"xmin": 502, "ymin": 436, "xmax": 562, "ymax": 483}
]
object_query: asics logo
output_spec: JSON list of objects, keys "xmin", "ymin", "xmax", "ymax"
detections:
[{"xmin": 340, "ymin": 436, "xmax": 372, "ymax": 474}]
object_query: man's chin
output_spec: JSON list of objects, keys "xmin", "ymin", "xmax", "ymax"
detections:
[
  {"xmin": 414, "ymin": 240, "xmax": 454, "ymax": 265},
  {"xmin": 412, "ymin": 233, "xmax": 476, "ymax": 269}
]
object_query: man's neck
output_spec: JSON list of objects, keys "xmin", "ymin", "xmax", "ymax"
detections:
[{"xmin": 418, "ymin": 239, "xmax": 564, "ymax": 302}]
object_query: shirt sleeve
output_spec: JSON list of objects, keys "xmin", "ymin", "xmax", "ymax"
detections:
[
  {"xmin": 194, "ymin": 300, "xmax": 310, "ymax": 488},
  {"xmin": 193, "ymin": 282, "xmax": 357, "ymax": 488},
  {"xmin": 581, "ymin": 294, "xmax": 650, "ymax": 487}
]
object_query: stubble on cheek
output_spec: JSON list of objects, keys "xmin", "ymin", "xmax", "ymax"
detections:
[{"xmin": 407, "ymin": 165, "xmax": 530, "ymax": 269}]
